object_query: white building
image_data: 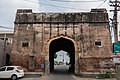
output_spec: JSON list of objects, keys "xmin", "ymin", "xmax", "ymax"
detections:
[{"xmin": 55, "ymin": 50, "xmax": 70, "ymax": 64}]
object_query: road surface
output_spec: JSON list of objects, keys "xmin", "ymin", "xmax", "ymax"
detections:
[{"xmin": 20, "ymin": 65, "xmax": 116, "ymax": 80}]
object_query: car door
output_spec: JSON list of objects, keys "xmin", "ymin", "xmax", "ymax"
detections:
[
  {"xmin": 6, "ymin": 67, "xmax": 14, "ymax": 78},
  {"xmin": 0, "ymin": 67, "xmax": 6, "ymax": 78}
]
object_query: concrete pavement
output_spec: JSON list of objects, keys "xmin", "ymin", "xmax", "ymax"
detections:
[
  {"xmin": 20, "ymin": 75, "xmax": 116, "ymax": 80},
  {"xmin": 21, "ymin": 65, "xmax": 116, "ymax": 80}
]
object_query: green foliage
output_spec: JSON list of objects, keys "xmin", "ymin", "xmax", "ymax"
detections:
[
  {"xmin": 54, "ymin": 60, "xmax": 59, "ymax": 65},
  {"xmin": 105, "ymin": 69, "xmax": 112, "ymax": 78},
  {"xmin": 67, "ymin": 53, "xmax": 70, "ymax": 57},
  {"xmin": 54, "ymin": 53, "xmax": 57, "ymax": 59},
  {"xmin": 96, "ymin": 69, "xmax": 112, "ymax": 79}
]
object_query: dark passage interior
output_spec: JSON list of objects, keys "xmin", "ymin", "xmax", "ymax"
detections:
[{"xmin": 49, "ymin": 37, "xmax": 75, "ymax": 74}]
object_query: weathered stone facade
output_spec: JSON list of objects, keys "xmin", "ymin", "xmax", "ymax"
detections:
[{"xmin": 11, "ymin": 9, "xmax": 113, "ymax": 74}]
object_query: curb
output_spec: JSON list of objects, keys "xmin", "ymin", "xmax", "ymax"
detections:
[{"xmin": 24, "ymin": 72, "xmax": 44, "ymax": 78}]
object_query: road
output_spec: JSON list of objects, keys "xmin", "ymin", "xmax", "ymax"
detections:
[
  {"xmin": 20, "ymin": 75, "xmax": 116, "ymax": 80},
  {"xmin": 40, "ymin": 65, "xmax": 75, "ymax": 80},
  {"xmin": 21, "ymin": 65, "xmax": 76, "ymax": 80},
  {"xmin": 20, "ymin": 65, "xmax": 116, "ymax": 80}
]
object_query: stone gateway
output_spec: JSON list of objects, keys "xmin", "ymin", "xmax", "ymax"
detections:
[{"xmin": 11, "ymin": 9, "xmax": 113, "ymax": 75}]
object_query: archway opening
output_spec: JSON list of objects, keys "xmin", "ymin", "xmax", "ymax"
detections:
[
  {"xmin": 49, "ymin": 37, "xmax": 75, "ymax": 74},
  {"xmin": 6, "ymin": 53, "xmax": 10, "ymax": 66}
]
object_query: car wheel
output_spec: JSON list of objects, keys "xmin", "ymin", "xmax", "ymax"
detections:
[{"xmin": 11, "ymin": 75, "xmax": 17, "ymax": 80}]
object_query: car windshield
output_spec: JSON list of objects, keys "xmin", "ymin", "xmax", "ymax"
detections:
[{"xmin": 17, "ymin": 67, "xmax": 22, "ymax": 70}]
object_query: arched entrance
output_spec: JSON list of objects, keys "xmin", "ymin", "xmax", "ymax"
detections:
[
  {"xmin": 49, "ymin": 37, "xmax": 75, "ymax": 73},
  {"xmin": 45, "ymin": 36, "xmax": 78, "ymax": 74}
]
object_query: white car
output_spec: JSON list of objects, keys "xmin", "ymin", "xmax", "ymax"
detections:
[{"xmin": 0, "ymin": 66, "xmax": 24, "ymax": 80}]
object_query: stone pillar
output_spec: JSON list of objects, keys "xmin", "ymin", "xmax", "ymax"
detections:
[
  {"xmin": 45, "ymin": 60, "xmax": 50, "ymax": 74},
  {"xmin": 29, "ymin": 57, "xmax": 34, "ymax": 70},
  {"xmin": 75, "ymin": 59, "xmax": 79, "ymax": 75},
  {"xmin": 29, "ymin": 53, "xmax": 35, "ymax": 70}
]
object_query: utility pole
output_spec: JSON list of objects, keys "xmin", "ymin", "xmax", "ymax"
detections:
[
  {"xmin": 110, "ymin": 1, "xmax": 120, "ymax": 80},
  {"xmin": 110, "ymin": 0, "xmax": 120, "ymax": 42}
]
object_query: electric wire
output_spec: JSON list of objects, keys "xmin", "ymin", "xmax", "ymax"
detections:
[
  {"xmin": 96, "ymin": 0, "xmax": 107, "ymax": 8},
  {"xmin": 43, "ymin": 0, "xmax": 62, "ymax": 11},
  {"xmin": 0, "ymin": 26, "xmax": 13, "ymax": 30},
  {"xmin": 0, "ymin": 0, "xmax": 109, "ymax": 31},
  {"xmin": 23, "ymin": 0, "xmax": 89, "ymax": 11},
  {"xmin": 50, "ymin": 0, "xmax": 105, "ymax": 2}
]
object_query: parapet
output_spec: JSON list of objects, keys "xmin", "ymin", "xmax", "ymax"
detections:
[
  {"xmin": 91, "ymin": 8, "xmax": 107, "ymax": 13},
  {"xmin": 15, "ymin": 8, "xmax": 109, "ymax": 24},
  {"xmin": 17, "ymin": 9, "xmax": 32, "ymax": 13}
]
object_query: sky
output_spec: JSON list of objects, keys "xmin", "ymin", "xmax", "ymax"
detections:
[{"xmin": 0, "ymin": 0, "xmax": 114, "ymax": 31}]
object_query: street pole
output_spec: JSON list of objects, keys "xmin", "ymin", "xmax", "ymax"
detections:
[
  {"xmin": 110, "ymin": 0, "xmax": 120, "ymax": 79},
  {"xmin": 110, "ymin": 0, "xmax": 120, "ymax": 41},
  {"xmin": 113, "ymin": 0, "xmax": 118, "ymax": 42}
]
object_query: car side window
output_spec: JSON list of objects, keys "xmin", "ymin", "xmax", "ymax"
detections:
[
  {"xmin": 6, "ymin": 67, "xmax": 14, "ymax": 71},
  {"xmin": 0, "ymin": 67, "xmax": 6, "ymax": 71}
]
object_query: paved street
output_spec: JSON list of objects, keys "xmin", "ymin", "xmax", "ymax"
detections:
[
  {"xmin": 20, "ymin": 75, "xmax": 116, "ymax": 80},
  {"xmin": 20, "ymin": 65, "xmax": 116, "ymax": 80},
  {"xmin": 39, "ymin": 65, "xmax": 75, "ymax": 80}
]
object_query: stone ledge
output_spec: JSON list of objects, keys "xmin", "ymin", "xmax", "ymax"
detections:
[
  {"xmin": 77, "ymin": 72, "xmax": 116, "ymax": 78},
  {"xmin": 24, "ymin": 72, "xmax": 44, "ymax": 78}
]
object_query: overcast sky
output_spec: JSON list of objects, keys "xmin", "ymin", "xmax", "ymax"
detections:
[{"xmin": 0, "ymin": 0, "xmax": 117, "ymax": 31}]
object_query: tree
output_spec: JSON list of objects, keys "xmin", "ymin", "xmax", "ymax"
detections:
[
  {"xmin": 54, "ymin": 53, "xmax": 57, "ymax": 59},
  {"xmin": 67, "ymin": 53, "xmax": 70, "ymax": 57}
]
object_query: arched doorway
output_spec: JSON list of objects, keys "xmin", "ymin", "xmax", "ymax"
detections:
[
  {"xmin": 49, "ymin": 37, "xmax": 75, "ymax": 73},
  {"xmin": 6, "ymin": 53, "xmax": 10, "ymax": 66}
]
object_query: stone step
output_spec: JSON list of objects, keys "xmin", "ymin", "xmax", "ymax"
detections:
[
  {"xmin": 24, "ymin": 72, "xmax": 44, "ymax": 78},
  {"xmin": 78, "ymin": 72, "xmax": 116, "ymax": 78}
]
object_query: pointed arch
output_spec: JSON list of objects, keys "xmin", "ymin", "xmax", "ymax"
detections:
[{"xmin": 44, "ymin": 35, "xmax": 79, "ymax": 74}]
